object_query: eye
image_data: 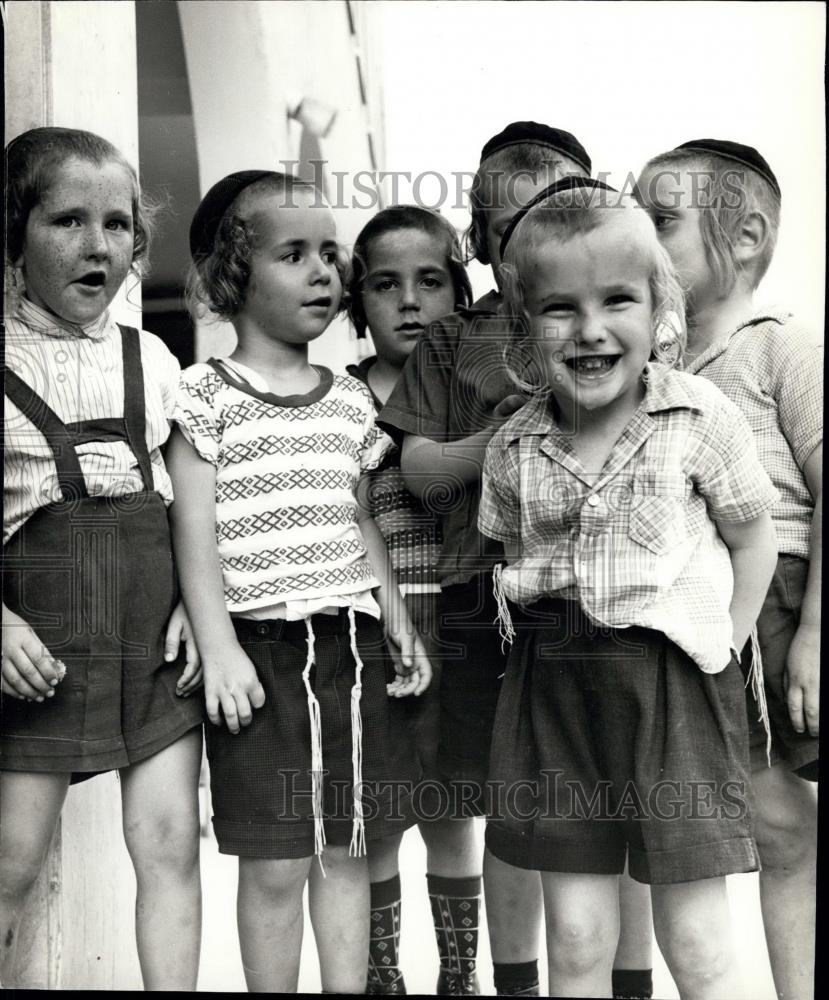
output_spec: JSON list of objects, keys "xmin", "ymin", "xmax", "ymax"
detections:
[
  {"xmin": 373, "ymin": 278, "xmax": 397, "ymax": 292},
  {"xmin": 606, "ymin": 294, "xmax": 636, "ymax": 307},
  {"xmin": 652, "ymin": 213, "xmax": 673, "ymax": 231},
  {"xmin": 106, "ymin": 217, "xmax": 132, "ymax": 232},
  {"xmin": 282, "ymin": 250, "xmax": 302, "ymax": 263},
  {"xmin": 322, "ymin": 249, "xmax": 339, "ymax": 265},
  {"xmin": 542, "ymin": 302, "xmax": 573, "ymax": 315},
  {"xmin": 54, "ymin": 216, "xmax": 81, "ymax": 228},
  {"xmin": 420, "ymin": 276, "xmax": 445, "ymax": 289}
]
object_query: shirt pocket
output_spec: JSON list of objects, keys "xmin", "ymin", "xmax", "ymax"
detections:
[{"xmin": 628, "ymin": 474, "xmax": 688, "ymax": 555}]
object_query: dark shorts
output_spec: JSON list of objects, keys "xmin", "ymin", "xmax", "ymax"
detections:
[
  {"xmin": 0, "ymin": 494, "xmax": 204, "ymax": 775},
  {"xmin": 400, "ymin": 591, "xmax": 442, "ymax": 788},
  {"xmin": 206, "ymin": 611, "xmax": 421, "ymax": 858},
  {"xmin": 485, "ymin": 599, "xmax": 759, "ymax": 885},
  {"xmin": 435, "ymin": 572, "xmax": 510, "ymax": 817},
  {"xmin": 742, "ymin": 555, "xmax": 818, "ymax": 781}
]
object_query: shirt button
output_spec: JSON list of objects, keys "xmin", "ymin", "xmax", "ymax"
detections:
[
  {"xmin": 587, "ymin": 494, "xmax": 600, "ymax": 507},
  {"xmin": 256, "ymin": 623, "xmax": 269, "ymax": 636}
]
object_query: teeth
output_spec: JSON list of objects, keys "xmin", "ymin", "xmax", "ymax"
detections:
[{"xmin": 575, "ymin": 356, "xmax": 613, "ymax": 372}]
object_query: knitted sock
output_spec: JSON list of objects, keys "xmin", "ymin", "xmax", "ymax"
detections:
[
  {"xmin": 612, "ymin": 968, "xmax": 653, "ymax": 1000},
  {"xmin": 493, "ymin": 960, "xmax": 540, "ymax": 996},
  {"xmin": 367, "ymin": 874, "xmax": 405, "ymax": 992},
  {"xmin": 427, "ymin": 874, "xmax": 481, "ymax": 977}
]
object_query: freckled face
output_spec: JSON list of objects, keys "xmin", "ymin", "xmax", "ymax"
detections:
[
  {"xmin": 19, "ymin": 157, "xmax": 136, "ymax": 325},
  {"xmin": 360, "ymin": 229, "xmax": 457, "ymax": 367},
  {"xmin": 242, "ymin": 188, "xmax": 342, "ymax": 343},
  {"xmin": 522, "ymin": 214, "xmax": 654, "ymax": 423}
]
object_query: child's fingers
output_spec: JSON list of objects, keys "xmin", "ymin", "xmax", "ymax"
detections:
[
  {"xmin": 2, "ymin": 660, "xmax": 47, "ymax": 701},
  {"xmin": 7, "ymin": 648, "xmax": 54, "ymax": 696},
  {"xmin": 177, "ymin": 664, "xmax": 204, "ymax": 696},
  {"xmin": 234, "ymin": 692, "xmax": 254, "ymax": 729},
  {"xmin": 205, "ymin": 689, "xmax": 222, "ymax": 726},
  {"xmin": 787, "ymin": 684, "xmax": 805, "ymax": 734},
  {"xmin": 1, "ymin": 674, "xmax": 27, "ymax": 699},
  {"xmin": 164, "ymin": 625, "xmax": 182, "ymax": 663},
  {"xmin": 249, "ymin": 682, "xmax": 266, "ymax": 710},
  {"xmin": 220, "ymin": 692, "xmax": 242, "ymax": 734}
]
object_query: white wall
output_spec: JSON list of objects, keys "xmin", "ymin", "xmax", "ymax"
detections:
[{"xmin": 377, "ymin": 0, "xmax": 826, "ymax": 335}]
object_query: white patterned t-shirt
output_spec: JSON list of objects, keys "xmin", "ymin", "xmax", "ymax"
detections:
[{"xmin": 173, "ymin": 359, "xmax": 391, "ymax": 614}]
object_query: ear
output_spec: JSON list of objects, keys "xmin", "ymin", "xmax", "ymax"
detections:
[{"xmin": 733, "ymin": 210, "xmax": 769, "ymax": 267}]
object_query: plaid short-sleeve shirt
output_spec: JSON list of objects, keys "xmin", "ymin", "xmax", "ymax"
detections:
[
  {"xmin": 480, "ymin": 364, "xmax": 779, "ymax": 674},
  {"xmin": 685, "ymin": 310, "xmax": 822, "ymax": 559}
]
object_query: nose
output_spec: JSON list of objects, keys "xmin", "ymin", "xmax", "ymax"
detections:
[
  {"xmin": 83, "ymin": 223, "xmax": 110, "ymax": 260},
  {"xmin": 309, "ymin": 254, "xmax": 332, "ymax": 284},
  {"xmin": 399, "ymin": 279, "xmax": 420, "ymax": 312},
  {"xmin": 575, "ymin": 309, "xmax": 607, "ymax": 345}
]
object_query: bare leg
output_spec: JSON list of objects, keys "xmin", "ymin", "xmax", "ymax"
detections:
[
  {"xmin": 238, "ymin": 855, "xmax": 312, "ymax": 992},
  {"xmin": 752, "ymin": 763, "xmax": 817, "ymax": 1000},
  {"xmin": 420, "ymin": 817, "xmax": 480, "ymax": 878},
  {"xmin": 309, "ymin": 844, "xmax": 370, "ymax": 993},
  {"xmin": 614, "ymin": 866, "xmax": 653, "ymax": 968},
  {"xmin": 542, "ymin": 872, "xmax": 619, "ymax": 998},
  {"xmin": 485, "ymin": 848, "xmax": 543, "ymax": 964},
  {"xmin": 367, "ymin": 832, "xmax": 404, "ymax": 884},
  {"xmin": 0, "ymin": 771, "xmax": 69, "ymax": 986},
  {"xmin": 120, "ymin": 728, "xmax": 203, "ymax": 990},
  {"xmin": 651, "ymin": 877, "xmax": 740, "ymax": 1000}
]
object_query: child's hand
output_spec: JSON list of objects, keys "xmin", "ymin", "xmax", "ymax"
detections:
[
  {"xmin": 203, "ymin": 643, "xmax": 266, "ymax": 734},
  {"xmin": 1, "ymin": 604, "xmax": 64, "ymax": 702},
  {"xmin": 493, "ymin": 394, "xmax": 527, "ymax": 421},
  {"xmin": 385, "ymin": 625, "xmax": 432, "ymax": 697},
  {"xmin": 164, "ymin": 601, "xmax": 203, "ymax": 697},
  {"xmin": 784, "ymin": 622, "xmax": 820, "ymax": 737}
]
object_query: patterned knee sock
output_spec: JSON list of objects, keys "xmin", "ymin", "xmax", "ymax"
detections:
[
  {"xmin": 612, "ymin": 968, "xmax": 653, "ymax": 999},
  {"xmin": 427, "ymin": 873, "xmax": 481, "ymax": 977},
  {"xmin": 367, "ymin": 874, "xmax": 405, "ymax": 993},
  {"xmin": 493, "ymin": 960, "xmax": 540, "ymax": 996}
]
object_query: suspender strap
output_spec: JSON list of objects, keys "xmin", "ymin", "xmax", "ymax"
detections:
[
  {"xmin": 64, "ymin": 417, "xmax": 129, "ymax": 446},
  {"xmin": 117, "ymin": 324, "xmax": 155, "ymax": 493},
  {"xmin": 3, "ymin": 368, "xmax": 89, "ymax": 500}
]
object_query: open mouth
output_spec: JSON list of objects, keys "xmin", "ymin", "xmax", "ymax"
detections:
[
  {"xmin": 75, "ymin": 272, "xmax": 106, "ymax": 288},
  {"xmin": 564, "ymin": 355, "xmax": 620, "ymax": 377},
  {"xmin": 303, "ymin": 297, "xmax": 332, "ymax": 308},
  {"xmin": 396, "ymin": 322, "xmax": 425, "ymax": 333}
]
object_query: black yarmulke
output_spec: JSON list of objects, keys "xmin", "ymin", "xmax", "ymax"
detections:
[
  {"xmin": 499, "ymin": 176, "xmax": 618, "ymax": 260},
  {"xmin": 480, "ymin": 122, "xmax": 591, "ymax": 175},
  {"xmin": 189, "ymin": 170, "xmax": 277, "ymax": 260},
  {"xmin": 675, "ymin": 139, "xmax": 781, "ymax": 199}
]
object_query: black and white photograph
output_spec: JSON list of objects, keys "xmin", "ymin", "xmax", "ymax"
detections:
[{"xmin": 1, "ymin": 1, "xmax": 824, "ymax": 995}]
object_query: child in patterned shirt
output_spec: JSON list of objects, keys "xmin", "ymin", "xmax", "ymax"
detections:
[
  {"xmin": 637, "ymin": 139, "xmax": 820, "ymax": 1000},
  {"xmin": 479, "ymin": 178, "xmax": 779, "ymax": 999},
  {"xmin": 167, "ymin": 171, "xmax": 431, "ymax": 994}
]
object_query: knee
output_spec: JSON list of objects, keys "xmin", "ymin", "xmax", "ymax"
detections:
[
  {"xmin": 0, "ymin": 848, "xmax": 48, "ymax": 906},
  {"xmin": 754, "ymin": 798, "xmax": 817, "ymax": 872},
  {"xmin": 658, "ymin": 916, "xmax": 730, "ymax": 988},
  {"xmin": 547, "ymin": 915, "xmax": 615, "ymax": 979},
  {"xmin": 123, "ymin": 810, "xmax": 200, "ymax": 877}
]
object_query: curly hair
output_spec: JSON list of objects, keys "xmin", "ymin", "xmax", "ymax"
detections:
[
  {"xmin": 464, "ymin": 144, "xmax": 590, "ymax": 265},
  {"xmin": 638, "ymin": 148, "xmax": 781, "ymax": 293},
  {"xmin": 5, "ymin": 127, "xmax": 155, "ymax": 278},
  {"xmin": 186, "ymin": 173, "xmax": 348, "ymax": 322},
  {"xmin": 346, "ymin": 205, "xmax": 473, "ymax": 338},
  {"xmin": 499, "ymin": 189, "xmax": 687, "ymax": 395}
]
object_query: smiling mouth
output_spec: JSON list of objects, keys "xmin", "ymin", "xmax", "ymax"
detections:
[
  {"xmin": 564, "ymin": 355, "xmax": 621, "ymax": 377},
  {"xmin": 75, "ymin": 272, "xmax": 107, "ymax": 288}
]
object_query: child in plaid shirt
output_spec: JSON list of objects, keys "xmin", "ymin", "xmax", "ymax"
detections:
[
  {"xmin": 637, "ymin": 140, "xmax": 820, "ymax": 1000},
  {"xmin": 479, "ymin": 179, "xmax": 779, "ymax": 999}
]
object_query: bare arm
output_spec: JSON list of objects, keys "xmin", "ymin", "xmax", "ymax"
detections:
[
  {"xmin": 785, "ymin": 442, "xmax": 821, "ymax": 736},
  {"xmin": 166, "ymin": 427, "xmax": 265, "ymax": 732},
  {"xmin": 355, "ymin": 488, "xmax": 431, "ymax": 696},
  {"xmin": 716, "ymin": 511, "xmax": 778, "ymax": 653}
]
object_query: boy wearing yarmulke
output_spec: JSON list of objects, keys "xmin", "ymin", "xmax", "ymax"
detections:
[{"xmin": 638, "ymin": 139, "xmax": 821, "ymax": 1000}]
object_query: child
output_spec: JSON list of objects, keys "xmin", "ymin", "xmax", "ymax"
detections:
[
  {"xmin": 346, "ymin": 205, "xmax": 473, "ymax": 994},
  {"xmin": 479, "ymin": 177, "xmax": 780, "ymax": 999},
  {"xmin": 379, "ymin": 125, "xmax": 654, "ymax": 999},
  {"xmin": 636, "ymin": 140, "xmax": 820, "ymax": 1000},
  {"xmin": 1, "ymin": 127, "xmax": 204, "ymax": 989},
  {"xmin": 167, "ymin": 171, "xmax": 431, "ymax": 993}
]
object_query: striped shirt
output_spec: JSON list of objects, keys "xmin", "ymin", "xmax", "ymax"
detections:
[
  {"xmin": 479, "ymin": 364, "xmax": 779, "ymax": 674},
  {"xmin": 685, "ymin": 310, "xmax": 822, "ymax": 559},
  {"xmin": 173, "ymin": 359, "xmax": 390, "ymax": 614},
  {"xmin": 4, "ymin": 298, "xmax": 178, "ymax": 544}
]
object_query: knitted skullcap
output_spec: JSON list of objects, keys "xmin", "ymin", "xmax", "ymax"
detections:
[
  {"xmin": 674, "ymin": 139, "xmax": 781, "ymax": 200},
  {"xmin": 189, "ymin": 170, "xmax": 278, "ymax": 260},
  {"xmin": 480, "ymin": 122, "xmax": 592, "ymax": 176},
  {"xmin": 499, "ymin": 175, "xmax": 619, "ymax": 261}
]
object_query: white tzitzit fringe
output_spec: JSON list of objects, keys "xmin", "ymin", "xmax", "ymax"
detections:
[
  {"xmin": 492, "ymin": 563, "xmax": 516, "ymax": 651},
  {"xmin": 742, "ymin": 626, "xmax": 772, "ymax": 768},
  {"xmin": 347, "ymin": 606, "xmax": 366, "ymax": 857},
  {"xmin": 302, "ymin": 617, "xmax": 327, "ymax": 869}
]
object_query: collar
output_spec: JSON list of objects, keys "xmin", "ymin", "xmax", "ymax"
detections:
[
  {"xmin": 684, "ymin": 307, "xmax": 792, "ymax": 374},
  {"xmin": 13, "ymin": 296, "xmax": 113, "ymax": 341},
  {"xmin": 503, "ymin": 363, "xmax": 700, "ymax": 444}
]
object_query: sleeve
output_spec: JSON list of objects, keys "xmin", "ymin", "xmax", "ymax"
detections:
[
  {"xmin": 775, "ymin": 337, "xmax": 823, "ymax": 468},
  {"xmin": 376, "ymin": 317, "xmax": 458, "ymax": 445},
  {"xmin": 171, "ymin": 366, "xmax": 224, "ymax": 468},
  {"xmin": 692, "ymin": 388, "xmax": 780, "ymax": 522},
  {"xmin": 359, "ymin": 400, "xmax": 394, "ymax": 474},
  {"xmin": 141, "ymin": 329, "xmax": 181, "ymax": 420},
  {"xmin": 478, "ymin": 433, "xmax": 521, "ymax": 543}
]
